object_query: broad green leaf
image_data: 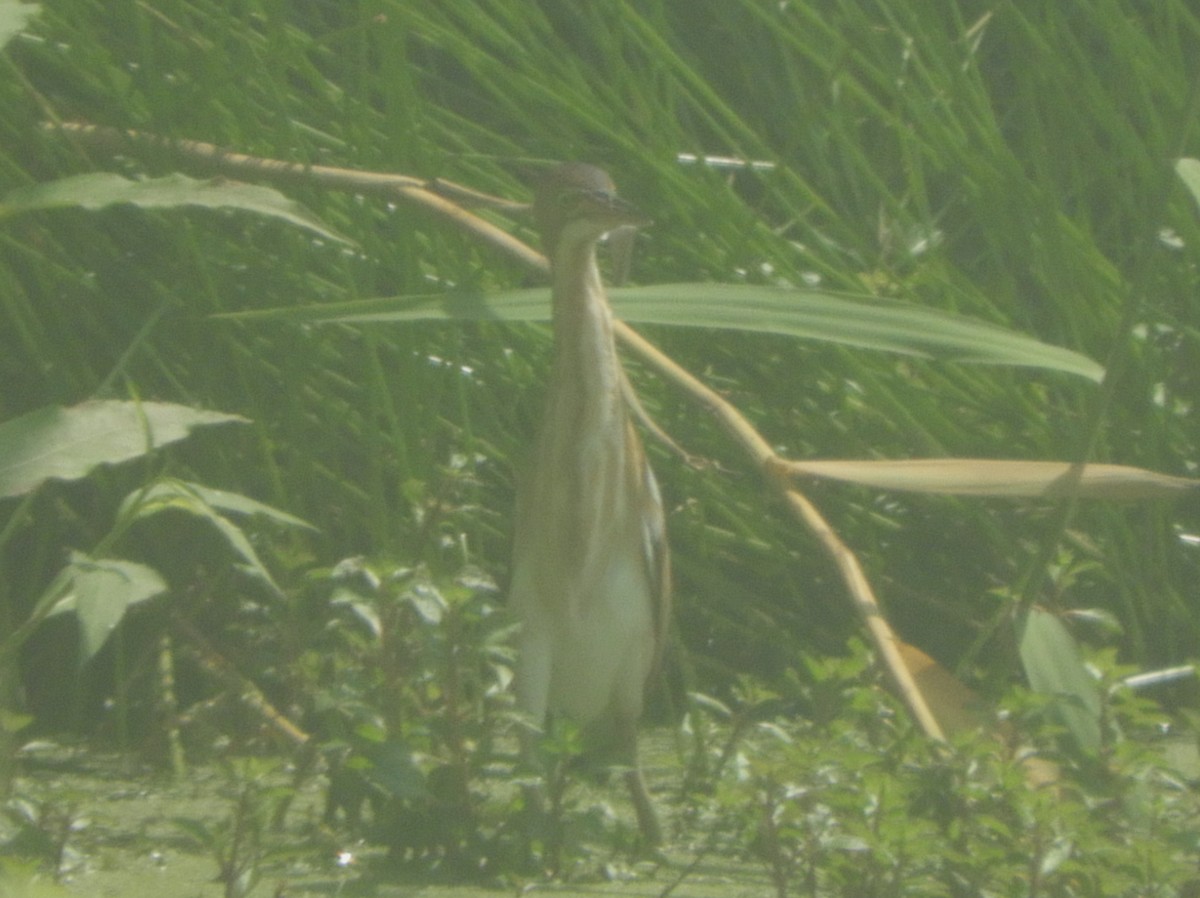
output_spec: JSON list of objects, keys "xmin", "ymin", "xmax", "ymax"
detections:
[
  {"xmin": 219, "ymin": 283, "xmax": 1104, "ymax": 381},
  {"xmin": 118, "ymin": 479, "xmax": 289, "ymax": 595},
  {"xmin": 1175, "ymin": 158, "xmax": 1200, "ymax": 214},
  {"xmin": 1017, "ymin": 608, "xmax": 1102, "ymax": 755},
  {"xmin": 0, "ymin": 1, "xmax": 39, "ymax": 49},
  {"xmin": 49, "ymin": 552, "xmax": 167, "ymax": 663},
  {"xmin": 0, "ymin": 401, "xmax": 247, "ymax": 500},
  {"xmin": 784, "ymin": 458, "xmax": 1198, "ymax": 499},
  {"xmin": 0, "ymin": 172, "xmax": 350, "ymax": 244}
]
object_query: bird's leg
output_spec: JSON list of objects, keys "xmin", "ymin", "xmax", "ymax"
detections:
[
  {"xmin": 517, "ymin": 715, "xmax": 577, "ymax": 873},
  {"xmin": 625, "ymin": 767, "xmax": 662, "ymax": 848},
  {"xmin": 517, "ymin": 730, "xmax": 547, "ymax": 819},
  {"xmin": 617, "ymin": 716, "xmax": 663, "ymax": 848},
  {"xmin": 514, "ymin": 632, "xmax": 551, "ymax": 822}
]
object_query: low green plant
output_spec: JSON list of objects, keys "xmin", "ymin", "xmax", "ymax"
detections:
[
  {"xmin": 0, "ymin": 401, "xmax": 267, "ymax": 793},
  {"xmin": 0, "ymin": 795, "xmax": 80, "ymax": 881},
  {"xmin": 173, "ymin": 758, "xmax": 295, "ymax": 898},
  {"xmin": 301, "ymin": 560, "xmax": 521, "ymax": 873},
  {"xmin": 684, "ymin": 647, "xmax": 1200, "ymax": 898}
]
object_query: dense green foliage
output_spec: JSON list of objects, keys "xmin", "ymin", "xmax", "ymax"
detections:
[{"xmin": 2, "ymin": 0, "xmax": 1200, "ymax": 891}]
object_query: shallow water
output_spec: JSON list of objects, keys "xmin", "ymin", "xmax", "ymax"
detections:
[{"xmin": 4, "ymin": 738, "xmax": 772, "ymax": 897}]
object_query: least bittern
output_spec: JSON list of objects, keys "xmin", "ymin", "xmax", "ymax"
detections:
[{"xmin": 509, "ymin": 163, "xmax": 669, "ymax": 846}]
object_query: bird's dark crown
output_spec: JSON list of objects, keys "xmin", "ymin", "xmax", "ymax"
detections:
[{"xmin": 533, "ymin": 163, "xmax": 647, "ymax": 254}]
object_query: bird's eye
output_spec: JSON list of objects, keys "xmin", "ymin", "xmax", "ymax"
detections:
[{"xmin": 557, "ymin": 189, "xmax": 614, "ymax": 214}]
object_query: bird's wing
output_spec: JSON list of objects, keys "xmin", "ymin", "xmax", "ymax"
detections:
[
  {"xmin": 619, "ymin": 366, "xmax": 698, "ymax": 466},
  {"xmin": 636, "ymin": 436, "xmax": 672, "ymax": 677}
]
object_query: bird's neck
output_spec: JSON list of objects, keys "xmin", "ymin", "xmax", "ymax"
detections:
[
  {"xmin": 526, "ymin": 237, "xmax": 633, "ymax": 577},
  {"xmin": 548, "ymin": 240, "xmax": 622, "ymax": 419}
]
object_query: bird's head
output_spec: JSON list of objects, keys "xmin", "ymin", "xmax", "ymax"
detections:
[{"xmin": 533, "ymin": 163, "xmax": 649, "ymax": 260}]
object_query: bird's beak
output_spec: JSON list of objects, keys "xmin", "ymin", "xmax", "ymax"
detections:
[
  {"xmin": 584, "ymin": 191, "xmax": 652, "ymax": 231},
  {"xmin": 605, "ymin": 225, "xmax": 639, "ymax": 286},
  {"xmin": 591, "ymin": 194, "xmax": 649, "ymax": 286}
]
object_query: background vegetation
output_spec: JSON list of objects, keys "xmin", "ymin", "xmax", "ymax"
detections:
[{"xmin": 2, "ymin": 0, "xmax": 1199, "ymax": 894}]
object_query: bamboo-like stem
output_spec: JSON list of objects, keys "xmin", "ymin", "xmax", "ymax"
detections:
[
  {"xmin": 615, "ymin": 324, "xmax": 945, "ymax": 741},
  {"xmin": 172, "ymin": 615, "xmax": 311, "ymax": 748},
  {"xmin": 46, "ymin": 121, "xmax": 541, "ymax": 266},
  {"xmin": 51, "ymin": 121, "xmax": 944, "ymax": 742}
]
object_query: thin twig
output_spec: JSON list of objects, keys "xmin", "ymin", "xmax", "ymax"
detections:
[
  {"xmin": 52, "ymin": 121, "xmax": 943, "ymax": 741},
  {"xmin": 47, "ymin": 121, "xmax": 542, "ymax": 267},
  {"xmin": 426, "ymin": 176, "xmax": 529, "ymax": 212},
  {"xmin": 615, "ymin": 323, "xmax": 944, "ymax": 741}
]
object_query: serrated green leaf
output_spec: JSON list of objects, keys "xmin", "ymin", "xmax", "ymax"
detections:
[
  {"xmin": 0, "ymin": 401, "xmax": 247, "ymax": 499},
  {"xmin": 0, "ymin": 172, "xmax": 350, "ymax": 244},
  {"xmin": 405, "ymin": 582, "xmax": 447, "ymax": 625}
]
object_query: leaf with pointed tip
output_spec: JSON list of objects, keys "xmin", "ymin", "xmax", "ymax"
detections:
[
  {"xmin": 218, "ymin": 283, "xmax": 1103, "ymax": 381},
  {"xmin": 783, "ymin": 458, "xmax": 1198, "ymax": 499},
  {"xmin": 612, "ymin": 284, "xmax": 1103, "ymax": 381},
  {"xmin": 0, "ymin": 401, "xmax": 247, "ymax": 500},
  {"xmin": 0, "ymin": 172, "xmax": 351, "ymax": 244},
  {"xmin": 158, "ymin": 479, "xmax": 317, "ymax": 531},
  {"xmin": 49, "ymin": 553, "xmax": 167, "ymax": 664},
  {"xmin": 118, "ymin": 479, "xmax": 293, "ymax": 596},
  {"xmin": 1017, "ymin": 608, "xmax": 1102, "ymax": 755}
]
